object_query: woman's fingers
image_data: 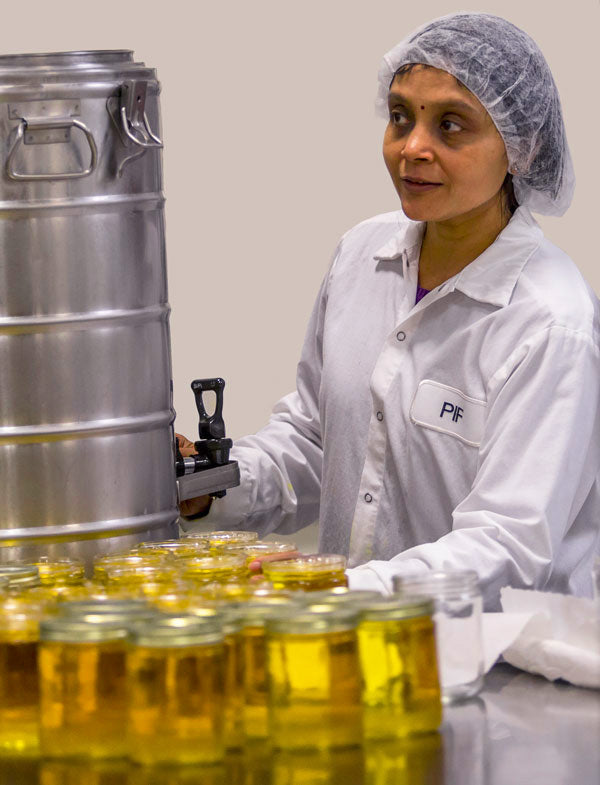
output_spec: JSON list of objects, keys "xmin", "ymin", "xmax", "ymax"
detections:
[
  {"xmin": 175, "ymin": 433, "xmax": 196, "ymax": 458},
  {"xmin": 248, "ymin": 550, "xmax": 302, "ymax": 573}
]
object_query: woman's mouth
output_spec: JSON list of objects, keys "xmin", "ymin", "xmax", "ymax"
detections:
[{"xmin": 401, "ymin": 178, "xmax": 442, "ymax": 193}]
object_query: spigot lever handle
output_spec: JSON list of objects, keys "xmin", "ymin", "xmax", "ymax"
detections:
[{"xmin": 191, "ymin": 378, "xmax": 226, "ymax": 440}]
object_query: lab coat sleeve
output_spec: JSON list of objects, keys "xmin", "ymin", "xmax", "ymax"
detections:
[
  {"xmin": 348, "ymin": 325, "xmax": 600, "ymax": 606},
  {"xmin": 199, "ymin": 245, "xmax": 341, "ymax": 538}
]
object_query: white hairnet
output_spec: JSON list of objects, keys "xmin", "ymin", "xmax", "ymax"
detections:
[{"xmin": 376, "ymin": 12, "xmax": 575, "ymax": 216}]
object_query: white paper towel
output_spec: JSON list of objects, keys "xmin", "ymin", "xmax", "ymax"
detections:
[{"xmin": 480, "ymin": 589, "xmax": 600, "ymax": 689}]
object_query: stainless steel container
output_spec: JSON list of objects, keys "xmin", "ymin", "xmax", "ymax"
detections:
[{"xmin": 0, "ymin": 51, "xmax": 178, "ymax": 563}]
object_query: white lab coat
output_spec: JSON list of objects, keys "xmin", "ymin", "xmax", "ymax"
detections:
[{"xmin": 204, "ymin": 206, "xmax": 600, "ymax": 609}]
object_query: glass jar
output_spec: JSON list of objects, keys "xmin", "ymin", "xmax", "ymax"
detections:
[
  {"xmin": 0, "ymin": 596, "xmax": 49, "ymax": 756},
  {"xmin": 237, "ymin": 598, "xmax": 299, "ymax": 741},
  {"xmin": 219, "ymin": 608, "xmax": 245, "ymax": 750},
  {"xmin": 206, "ymin": 530, "xmax": 259, "ymax": 547},
  {"xmin": 127, "ymin": 615, "xmax": 225, "ymax": 765},
  {"xmin": 363, "ymin": 732, "xmax": 443, "ymax": 785},
  {"xmin": 57, "ymin": 599, "xmax": 158, "ymax": 623},
  {"xmin": 305, "ymin": 589, "xmax": 384, "ymax": 606},
  {"xmin": 0, "ymin": 565, "xmax": 41, "ymax": 591},
  {"xmin": 92, "ymin": 552, "xmax": 166, "ymax": 583},
  {"xmin": 27, "ymin": 557, "xmax": 85, "ymax": 587},
  {"xmin": 393, "ymin": 571, "xmax": 484, "ymax": 702},
  {"xmin": 262, "ymin": 555, "xmax": 348, "ymax": 592},
  {"xmin": 181, "ymin": 555, "xmax": 248, "ymax": 585},
  {"xmin": 266, "ymin": 605, "xmax": 362, "ymax": 750},
  {"xmin": 356, "ymin": 596, "xmax": 442, "ymax": 740},
  {"xmin": 136, "ymin": 539, "xmax": 210, "ymax": 559},
  {"xmin": 39, "ymin": 615, "xmax": 131, "ymax": 759},
  {"xmin": 214, "ymin": 540, "xmax": 298, "ymax": 567}
]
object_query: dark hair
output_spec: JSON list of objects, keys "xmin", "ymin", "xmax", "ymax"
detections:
[{"xmin": 391, "ymin": 63, "xmax": 520, "ymax": 217}]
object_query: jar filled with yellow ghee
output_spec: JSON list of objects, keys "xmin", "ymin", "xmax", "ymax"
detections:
[
  {"xmin": 215, "ymin": 540, "xmax": 298, "ymax": 573},
  {"xmin": 206, "ymin": 530, "xmax": 259, "ymax": 549},
  {"xmin": 236, "ymin": 597, "xmax": 300, "ymax": 742},
  {"xmin": 103, "ymin": 563, "xmax": 179, "ymax": 589},
  {"xmin": 262, "ymin": 554, "xmax": 348, "ymax": 592},
  {"xmin": 0, "ymin": 565, "xmax": 41, "ymax": 592},
  {"xmin": 265, "ymin": 604, "xmax": 362, "ymax": 750},
  {"xmin": 181, "ymin": 555, "xmax": 248, "ymax": 586},
  {"xmin": 39, "ymin": 614, "xmax": 131, "ymax": 759},
  {"xmin": 127, "ymin": 615, "xmax": 225, "ymax": 765},
  {"xmin": 356, "ymin": 596, "xmax": 442, "ymax": 740},
  {"xmin": 24, "ymin": 582, "xmax": 100, "ymax": 605},
  {"xmin": 25, "ymin": 557, "xmax": 85, "ymax": 587},
  {"xmin": 0, "ymin": 595, "xmax": 49, "ymax": 756},
  {"xmin": 92, "ymin": 552, "xmax": 167, "ymax": 584},
  {"xmin": 218, "ymin": 607, "xmax": 246, "ymax": 750},
  {"xmin": 136, "ymin": 539, "xmax": 210, "ymax": 559}
]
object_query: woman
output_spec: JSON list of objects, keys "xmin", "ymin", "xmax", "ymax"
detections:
[{"xmin": 180, "ymin": 13, "xmax": 600, "ymax": 609}]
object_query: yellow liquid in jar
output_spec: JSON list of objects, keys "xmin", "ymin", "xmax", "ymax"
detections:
[
  {"xmin": 34, "ymin": 561, "xmax": 85, "ymax": 587},
  {"xmin": 39, "ymin": 757, "xmax": 131, "ymax": 785},
  {"xmin": 223, "ymin": 631, "xmax": 245, "ymax": 750},
  {"xmin": 0, "ymin": 637, "xmax": 39, "ymax": 756},
  {"xmin": 267, "ymin": 629, "xmax": 362, "ymax": 750},
  {"xmin": 241, "ymin": 626, "xmax": 269, "ymax": 741},
  {"xmin": 127, "ymin": 642, "xmax": 225, "ymax": 765},
  {"xmin": 39, "ymin": 640, "xmax": 128, "ymax": 759},
  {"xmin": 261, "ymin": 565, "xmax": 348, "ymax": 592},
  {"xmin": 358, "ymin": 615, "xmax": 441, "ymax": 739}
]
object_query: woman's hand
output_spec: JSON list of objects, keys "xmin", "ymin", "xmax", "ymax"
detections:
[{"xmin": 176, "ymin": 433, "xmax": 212, "ymax": 518}]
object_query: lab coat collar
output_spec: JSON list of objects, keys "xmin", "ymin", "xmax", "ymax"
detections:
[{"xmin": 372, "ymin": 206, "xmax": 544, "ymax": 308}]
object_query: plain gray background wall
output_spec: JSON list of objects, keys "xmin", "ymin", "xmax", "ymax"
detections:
[{"xmin": 4, "ymin": 1, "xmax": 598, "ymax": 546}]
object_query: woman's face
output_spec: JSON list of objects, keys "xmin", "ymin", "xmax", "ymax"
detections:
[{"xmin": 383, "ymin": 65, "xmax": 509, "ymax": 223}]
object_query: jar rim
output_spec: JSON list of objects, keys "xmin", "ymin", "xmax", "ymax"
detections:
[{"xmin": 393, "ymin": 569, "xmax": 481, "ymax": 596}]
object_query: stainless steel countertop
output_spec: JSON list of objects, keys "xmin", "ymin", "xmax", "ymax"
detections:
[{"xmin": 1, "ymin": 664, "xmax": 598, "ymax": 784}]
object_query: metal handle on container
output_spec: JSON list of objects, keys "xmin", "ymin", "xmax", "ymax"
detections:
[
  {"xmin": 6, "ymin": 117, "xmax": 98, "ymax": 181},
  {"xmin": 119, "ymin": 80, "xmax": 163, "ymax": 149}
]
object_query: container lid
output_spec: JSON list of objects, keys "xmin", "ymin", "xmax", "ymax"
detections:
[
  {"xmin": 266, "ymin": 604, "xmax": 359, "ymax": 635},
  {"xmin": 131, "ymin": 615, "xmax": 223, "ymax": 647},
  {"xmin": 0, "ymin": 565, "xmax": 41, "ymax": 589},
  {"xmin": 351, "ymin": 596, "xmax": 435, "ymax": 621},
  {"xmin": 393, "ymin": 570, "xmax": 481, "ymax": 599},
  {"xmin": 40, "ymin": 615, "xmax": 130, "ymax": 643},
  {"xmin": 262, "ymin": 554, "xmax": 347, "ymax": 575}
]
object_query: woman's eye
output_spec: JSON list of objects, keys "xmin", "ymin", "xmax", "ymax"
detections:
[
  {"xmin": 441, "ymin": 119, "xmax": 462, "ymax": 133},
  {"xmin": 389, "ymin": 110, "xmax": 409, "ymax": 126}
]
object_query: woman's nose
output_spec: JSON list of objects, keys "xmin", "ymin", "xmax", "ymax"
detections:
[{"xmin": 402, "ymin": 124, "xmax": 435, "ymax": 161}]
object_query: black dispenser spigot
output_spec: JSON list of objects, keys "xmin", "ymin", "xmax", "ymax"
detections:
[{"xmin": 175, "ymin": 377, "xmax": 234, "ymax": 500}]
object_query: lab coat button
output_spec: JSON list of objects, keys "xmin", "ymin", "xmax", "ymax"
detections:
[
  {"xmin": 364, "ymin": 493, "xmax": 373, "ymax": 503},
  {"xmin": 396, "ymin": 331, "xmax": 406, "ymax": 342},
  {"xmin": 376, "ymin": 411, "xmax": 384, "ymax": 421}
]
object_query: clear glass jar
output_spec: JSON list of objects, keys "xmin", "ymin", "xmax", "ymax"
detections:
[
  {"xmin": 213, "ymin": 540, "xmax": 297, "ymax": 567},
  {"xmin": 262, "ymin": 554, "xmax": 348, "ymax": 592},
  {"xmin": 393, "ymin": 571, "xmax": 484, "ymax": 702},
  {"xmin": 0, "ymin": 565, "xmax": 41, "ymax": 591},
  {"xmin": 266, "ymin": 605, "xmax": 362, "ymax": 750},
  {"xmin": 237, "ymin": 598, "xmax": 299, "ymax": 741},
  {"xmin": 181, "ymin": 555, "xmax": 248, "ymax": 585},
  {"xmin": 39, "ymin": 615, "xmax": 131, "ymax": 759},
  {"xmin": 92, "ymin": 552, "xmax": 166, "ymax": 583},
  {"xmin": 136, "ymin": 539, "xmax": 210, "ymax": 559},
  {"xmin": 0, "ymin": 595, "xmax": 49, "ymax": 756},
  {"xmin": 127, "ymin": 615, "xmax": 225, "ymax": 765},
  {"xmin": 27, "ymin": 557, "xmax": 85, "ymax": 587},
  {"xmin": 206, "ymin": 530, "xmax": 259, "ymax": 547},
  {"xmin": 356, "ymin": 596, "xmax": 442, "ymax": 740}
]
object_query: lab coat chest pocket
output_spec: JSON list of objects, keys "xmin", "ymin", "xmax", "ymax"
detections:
[{"xmin": 410, "ymin": 379, "xmax": 487, "ymax": 447}]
